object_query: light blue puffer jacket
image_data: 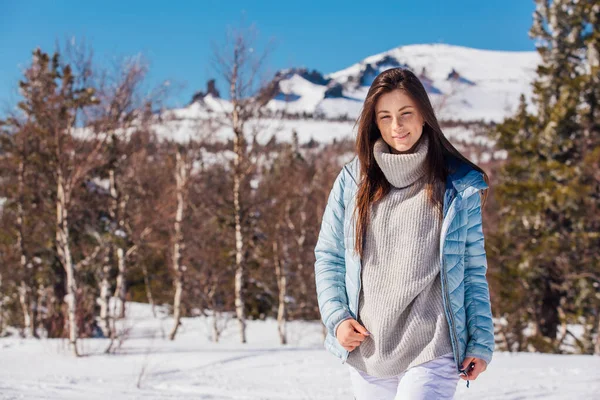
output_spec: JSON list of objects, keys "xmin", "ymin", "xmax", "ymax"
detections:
[{"xmin": 314, "ymin": 155, "xmax": 495, "ymax": 388}]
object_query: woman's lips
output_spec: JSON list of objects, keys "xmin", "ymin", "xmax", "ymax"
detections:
[{"xmin": 392, "ymin": 132, "xmax": 410, "ymax": 140}]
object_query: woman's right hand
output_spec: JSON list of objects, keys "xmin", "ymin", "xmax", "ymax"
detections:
[{"xmin": 335, "ymin": 318, "xmax": 370, "ymax": 352}]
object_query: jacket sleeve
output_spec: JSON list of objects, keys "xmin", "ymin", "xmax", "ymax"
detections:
[
  {"xmin": 314, "ymin": 167, "xmax": 353, "ymax": 338},
  {"xmin": 463, "ymin": 190, "xmax": 495, "ymax": 366}
]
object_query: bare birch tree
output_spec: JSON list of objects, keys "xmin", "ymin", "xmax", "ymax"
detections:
[
  {"xmin": 169, "ymin": 147, "xmax": 190, "ymax": 340},
  {"xmin": 210, "ymin": 19, "xmax": 276, "ymax": 344},
  {"xmin": 95, "ymin": 55, "xmax": 150, "ymax": 322},
  {"xmin": 272, "ymin": 222, "xmax": 288, "ymax": 345}
]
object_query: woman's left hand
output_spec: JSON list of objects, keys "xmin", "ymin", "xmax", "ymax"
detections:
[{"xmin": 460, "ymin": 356, "xmax": 487, "ymax": 381}]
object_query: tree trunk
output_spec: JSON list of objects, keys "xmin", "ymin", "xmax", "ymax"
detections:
[
  {"xmin": 170, "ymin": 275, "xmax": 183, "ymax": 341},
  {"xmin": 109, "ymin": 168, "xmax": 128, "ymax": 318},
  {"xmin": 30, "ymin": 285, "xmax": 39, "ymax": 339},
  {"xmin": 114, "ymin": 247, "xmax": 127, "ymax": 318},
  {"xmin": 273, "ymin": 229, "xmax": 287, "ymax": 345},
  {"xmin": 537, "ymin": 273, "xmax": 562, "ymax": 342},
  {"xmin": 0, "ymin": 273, "xmax": 4, "ymax": 335},
  {"xmin": 56, "ymin": 170, "xmax": 78, "ymax": 356},
  {"xmin": 16, "ymin": 159, "xmax": 37, "ymax": 338},
  {"xmin": 595, "ymin": 308, "xmax": 600, "ymax": 356},
  {"xmin": 212, "ymin": 309, "xmax": 220, "ymax": 343},
  {"xmin": 233, "ymin": 123, "xmax": 247, "ymax": 344},
  {"xmin": 295, "ymin": 209, "xmax": 308, "ymax": 314},
  {"xmin": 285, "ymin": 199, "xmax": 308, "ymax": 317},
  {"xmin": 18, "ymin": 282, "xmax": 32, "ymax": 337},
  {"xmin": 169, "ymin": 150, "xmax": 187, "ymax": 341},
  {"xmin": 141, "ymin": 263, "xmax": 156, "ymax": 318},
  {"xmin": 98, "ymin": 248, "xmax": 112, "ymax": 338}
]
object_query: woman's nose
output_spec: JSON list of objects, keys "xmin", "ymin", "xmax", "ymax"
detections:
[{"xmin": 392, "ymin": 118, "xmax": 404, "ymax": 130}]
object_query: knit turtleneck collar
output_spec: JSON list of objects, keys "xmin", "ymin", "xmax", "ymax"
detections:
[{"xmin": 373, "ymin": 134, "xmax": 429, "ymax": 189}]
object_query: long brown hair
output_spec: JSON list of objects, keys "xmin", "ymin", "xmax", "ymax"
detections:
[{"xmin": 351, "ymin": 67, "xmax": 489, "ymax": 258}]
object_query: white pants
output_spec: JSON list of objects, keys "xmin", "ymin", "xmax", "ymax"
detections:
[{"xmin": 348, "ymin": 352, "xmax": 459, "ymax": 400}]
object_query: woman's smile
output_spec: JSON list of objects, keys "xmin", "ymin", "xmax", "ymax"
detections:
[{"xmin": 392, "ymin": 132, "xmax": 410, "ymax": 140}]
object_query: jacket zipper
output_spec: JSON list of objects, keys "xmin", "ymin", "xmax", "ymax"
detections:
[
  {"xmin": 440, "ymin": 193, "xmax": 461, "ymax": 369},
  {"xmin": 442, "ymin": 189, "xmax": 477, "ymax": 388}
]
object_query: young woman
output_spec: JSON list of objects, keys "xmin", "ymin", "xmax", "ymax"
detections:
[{"xmin": 314, "ymin": 67, "xmax": 495, "ymax": 399}]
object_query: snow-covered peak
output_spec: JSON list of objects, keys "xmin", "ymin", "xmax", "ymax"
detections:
[
  {"xmin": 183, "ymin": 43, "xmax": 541, "ymax": 124},
  {"xmin": 329, "ymin": 43, "xmax": 538, "ymax": 84}
]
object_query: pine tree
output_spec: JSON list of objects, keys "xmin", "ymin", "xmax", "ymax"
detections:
[
  {"xmin": 16, "ymin": 47, "xmax": 101, "ymax": 355},
  {"xmin": 489, "ymin": 0, "xmax": 600, "ymax": 354}
]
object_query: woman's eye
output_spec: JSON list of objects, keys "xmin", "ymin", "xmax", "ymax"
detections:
[{"xmin": 381, "ymin": 116, "xmax": 389, "ymax": 119}]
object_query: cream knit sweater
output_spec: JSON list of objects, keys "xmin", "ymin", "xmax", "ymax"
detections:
[{"xmin": 345, "ymin": 134, "xmax": 454, "ymax": 377}]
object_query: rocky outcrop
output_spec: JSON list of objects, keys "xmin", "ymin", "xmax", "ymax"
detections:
[{"xmin": 190, "ymin": 79, "xmax": 221, "ymax": 103}]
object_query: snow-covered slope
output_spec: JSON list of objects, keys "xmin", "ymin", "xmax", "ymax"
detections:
[
  {"xmin": 189, "ymin": 43, "xmax": 540, "ymax": 124},
  {"xmin": 1, "ymin": 302, "xmax": 599, "ymax": 399}
]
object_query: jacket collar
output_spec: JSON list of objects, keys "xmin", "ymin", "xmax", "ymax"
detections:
[{"xmin": 445, "ymin": 157, "xmax": 488, "ymax": 194}]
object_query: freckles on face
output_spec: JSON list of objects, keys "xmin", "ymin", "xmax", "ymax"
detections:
[{"xmin": 375, "ymin": 89, "xmax": 425, "ymax": 153}]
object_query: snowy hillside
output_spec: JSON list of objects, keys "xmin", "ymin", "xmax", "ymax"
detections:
[
  {"xmin": 1, "ymin": 302, "xmax": 599, "ymax": 399},
  {"xmin": 188, "ymin": 43, "xmax": 540, "ymax": 124}
]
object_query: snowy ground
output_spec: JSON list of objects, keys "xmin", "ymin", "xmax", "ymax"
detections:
[{"xmin": 1, "ymin": 302, "xmax": 599, "ymax": 399}]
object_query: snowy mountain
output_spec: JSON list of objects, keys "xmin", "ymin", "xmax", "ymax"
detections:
[
  {"xmin": 151, "ymin": 43, "xmax": 539, "ymax": 155},
  {"xmin": 189, "ymin": 43, "xmax": 541, "ymax": 124}
]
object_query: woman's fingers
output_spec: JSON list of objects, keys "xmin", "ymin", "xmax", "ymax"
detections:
[
  {"xmin": 350, "ymin": 331, "xmax": 367, "ymax": 341},
  {"xmin": 459, "ymin": 357, "xmax": 487, "ymax": 381},
  {"xmin": 350, "ymin": 320, "xmax": 371, "ymax": 336},
  {"xmin": 336, "ymin": 318, "xmax": 371, "ymax": 352},
  {"xmin": 468, "ymin": 360, "xmax": 486, "ymax": 380},
  {"xmin": 342, "ymin": 337, "xmax": 367, "ymax": 351}
]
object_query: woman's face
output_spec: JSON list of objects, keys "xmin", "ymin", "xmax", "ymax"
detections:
[{"xmin": 374, "ymin": 89, "xmax": 425, "ymax": 154}]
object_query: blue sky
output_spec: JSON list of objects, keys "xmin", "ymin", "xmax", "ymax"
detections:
[{"xmin": 1, "ymin": 0, "xmax": 537, "ymax": 109}]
